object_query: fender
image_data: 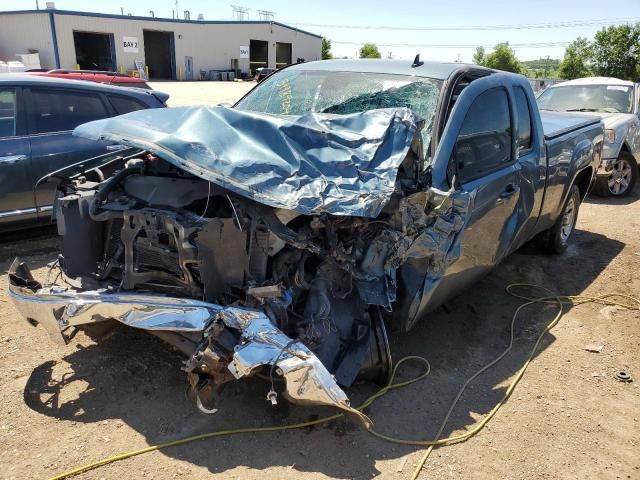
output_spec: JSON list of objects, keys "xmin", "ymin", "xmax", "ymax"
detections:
[{"xmin": 556, "ymin": 138, "xmax": 596, "ymax": 215}]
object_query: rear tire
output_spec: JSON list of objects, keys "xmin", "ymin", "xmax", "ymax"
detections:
[
  {"xmin": 542, "ymin": 184, "xmax": 581, "ymax": 254},
  {"xmin": 592, "ymin": 153, "xmax": 637, "ymax": 197}
]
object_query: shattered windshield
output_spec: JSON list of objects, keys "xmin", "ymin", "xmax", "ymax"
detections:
[
  {"xmin": 537, "ymin": 84, "xmax": 634, "ymax": 113},
  {"xmin": 236, "ymin": 70, "xmax": 442, "ymax": 159}
]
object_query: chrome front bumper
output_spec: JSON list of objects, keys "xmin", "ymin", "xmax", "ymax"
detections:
[
  {"xmin": 8, "ymin": 259, "xmax": 370, "ymax": 424},
  {"xmin": 597, "ymin": 158, "xmax": 616, "ymax": 177}
]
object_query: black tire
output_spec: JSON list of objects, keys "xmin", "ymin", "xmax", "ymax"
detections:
[
  {"xmin": 592, "ymin": 153, "xmax": 637, "ymax": 197},
  {"xmin": 542, "ymin": 184, "xmax": 581, "ymax": 254}
]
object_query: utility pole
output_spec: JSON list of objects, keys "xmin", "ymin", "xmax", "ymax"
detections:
[{"xmin": 544, "ymin": 56, "xmax": 550, "ymax": 78}]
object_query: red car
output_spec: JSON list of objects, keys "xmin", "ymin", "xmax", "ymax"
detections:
[{"xmin": 26, "ymin": 69, "xmax": 151, "ymax": 89}]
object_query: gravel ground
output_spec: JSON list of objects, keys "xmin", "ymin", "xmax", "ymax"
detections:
[
  {"xmin": 148, "ymin": 80, "xmax": 254, "ymax": 107},
  {"xmin": 0, "ymin": 82, "xmax": 638, "ymax": 479}
]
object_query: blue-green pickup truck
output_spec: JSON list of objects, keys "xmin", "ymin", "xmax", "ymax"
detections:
[{"xmin": 9, "ymin": 59, "xmax": 603, "ymax": 416}]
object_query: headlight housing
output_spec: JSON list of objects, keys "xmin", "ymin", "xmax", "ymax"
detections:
[{"xmin": 604, "ymin": 129, "xmax": 616, "ymax": 143}]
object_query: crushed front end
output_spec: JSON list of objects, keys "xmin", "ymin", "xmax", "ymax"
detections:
[{"xmin": 8, "ymin": 106, "xmax": 469, "ymax": 418}]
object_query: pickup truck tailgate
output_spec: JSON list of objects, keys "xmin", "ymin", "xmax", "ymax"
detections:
[{"xmin": 540, "ymin": 111, "xmax": 601, "ymax": 140}]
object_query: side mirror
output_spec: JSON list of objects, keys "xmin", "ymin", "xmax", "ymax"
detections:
[{"xmin": 217, "ymin": 102, "xmax": 232, "ymax": 108}]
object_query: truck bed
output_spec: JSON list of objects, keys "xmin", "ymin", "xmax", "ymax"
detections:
[{"xmin": 540, "ymin": 110, "xmax": 601, "ymax": 140}]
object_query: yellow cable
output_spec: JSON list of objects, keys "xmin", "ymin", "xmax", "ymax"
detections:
[
  {"xmin": 47, "ymin": 285, "xmax": 639, "ymax": 480},
  {"xmin": 408, "ymin": 285, "xmax": 640, "ymax": 479}
]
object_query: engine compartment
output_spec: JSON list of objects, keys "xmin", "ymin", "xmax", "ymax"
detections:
[{"xmin": 54, "ymin": 152, "xmax": 402, "ymax": 401}]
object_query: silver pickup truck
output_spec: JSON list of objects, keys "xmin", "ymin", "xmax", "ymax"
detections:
[
  {"xmin": 8, "ymin": 60, "xmax": 604, "ymax": 417},
  {"xmin": 537, "ymin": 77, "xmax": 639, "ymax": 197}
]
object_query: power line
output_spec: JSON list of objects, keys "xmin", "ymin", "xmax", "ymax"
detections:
[
  {"xmin": 284, "ymin": 17, "xmax": 639, "ymax": 31},
  {"xmin": 332, "ymin": 40, "xmax": 572, "ymax": 49}
]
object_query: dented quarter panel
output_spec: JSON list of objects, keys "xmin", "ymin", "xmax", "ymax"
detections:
[{"xmin": 537, "ymin": 120, "xmax": 602, "ymax": 230}]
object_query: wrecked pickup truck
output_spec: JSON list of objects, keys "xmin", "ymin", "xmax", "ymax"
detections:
[{"xmin": 8, "ymin": 60, "xmax": 603, "ymax": 419}]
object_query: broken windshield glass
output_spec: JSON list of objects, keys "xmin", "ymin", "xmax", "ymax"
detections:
[{"xmin": 236, "ymin": 70, "xmax": 441, "ymax": 161}]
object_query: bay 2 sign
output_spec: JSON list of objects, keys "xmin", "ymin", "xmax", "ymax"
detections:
[{"xmin": 123, "ymin": 37, "xmax": 139, "ymax": 53}]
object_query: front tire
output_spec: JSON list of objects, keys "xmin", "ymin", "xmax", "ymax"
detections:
[
  {"xmin": 593, "ymin": 153, "xmax": 637, "ymax": 197},
  {"xmin": 542, "ymin": 184, "xmax": 581, "ymax": 254}
]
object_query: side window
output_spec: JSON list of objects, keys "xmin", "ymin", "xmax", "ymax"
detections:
[
  {"xmin": 28, "ymin": 88, "xmax": 109, "ymax": 134},
  {"xmin": 108, "ymin": 95, "xmax": 147, "ymax": 115},
  {"xmin": 454, "ymin": 88, "xmax": 512, "ymax": 183},
  {"xmin": 0, "ymin": 88, "xmax": 17, "ymax": 138},
  {"xmin": 513, "ymin": 86, "xmax": 532, "ymax": 153}
]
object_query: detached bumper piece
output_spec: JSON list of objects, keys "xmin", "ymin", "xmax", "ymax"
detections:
[{"xmin": 8, "ymin": 259, "xmax": 369, "ymax": 425}]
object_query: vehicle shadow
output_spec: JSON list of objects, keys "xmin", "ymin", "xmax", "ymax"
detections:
[
  {"xmin": 22, "ymin": 228, "xmax": 624, "ymax": 478},
  {"xmin": 0, "ymin": 224, "xmax": 59, "ymax": 273}
]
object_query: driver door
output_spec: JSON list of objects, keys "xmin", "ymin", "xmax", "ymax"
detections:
[{"xmin": 403, "ymin": 78, "xmax": 535, "ymax": 329}]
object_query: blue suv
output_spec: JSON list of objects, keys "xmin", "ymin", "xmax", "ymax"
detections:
[{"xmin": 0, "ymin": 74, "xmax": 168, "ymax": 231}]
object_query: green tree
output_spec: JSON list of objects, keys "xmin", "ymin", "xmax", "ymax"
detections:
[
  {"xmin": 558, "ymin": 37, "xmax": 592, "ymax": 80},
  {"xmin": 522, "ymin": 57, "xmax": 561, "ymax": 78},
  {"xmin": 472, "ymin": 46, "xmax": 486, "ymax": 66},
  {"xmin": 321, "ymin": 38, "xmax": 333, "ymax": 60},
  {"xmin": 359, "ymin": 43, "xmax": 382, "ymax": 59},
  {"xmin": 591, "ymin": 23, "xmax": 640, "ymax": 80},
  {"xmin": 483, "ymin": 42, "xmax": 523, "ymax": 74}
]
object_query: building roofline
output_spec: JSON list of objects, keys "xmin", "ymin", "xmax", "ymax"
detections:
[{"xmin": 0, "ymin": 9, "xmax": 323, "ymax": 39}]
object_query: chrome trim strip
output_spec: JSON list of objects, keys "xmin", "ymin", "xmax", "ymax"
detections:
[
  {"xmin": 0, "ymin": 207, "xmax": 37, "ymax": 219},
  {"xmin": 0, "ymin": 154, "xmax": 28, "ymax": 164},
  {"xmin": 0, "ymin": 205, "xmax": 53, "ymax": 219}
]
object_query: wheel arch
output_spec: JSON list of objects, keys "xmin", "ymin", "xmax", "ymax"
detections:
[
  {"xmin": 619, "ymin": 142, "xmax": 640, "ymax": 166},
  {"xmin": 572, "ymin": 166, "xmax": 593, "ymax": 201}
]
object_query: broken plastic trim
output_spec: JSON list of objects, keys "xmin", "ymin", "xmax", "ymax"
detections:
[{"xmin": 7, "ymin": 260, "xmax": 369, "ymax": 424}]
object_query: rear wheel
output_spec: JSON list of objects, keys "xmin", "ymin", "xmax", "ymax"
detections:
[
  {"xmin": 593, "ymin": 153, "xmax": 637, "ymax": 197},
  {"xmin": 542, "ymin": 184, "xmax": 581, "ymax": 254}
]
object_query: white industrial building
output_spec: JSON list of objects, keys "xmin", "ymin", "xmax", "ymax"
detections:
[{"xmin": 0, "ymin": 7, "xmax": 322, "ymax": 79}]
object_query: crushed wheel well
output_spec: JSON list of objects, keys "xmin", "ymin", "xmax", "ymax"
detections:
[{"xmin": 573, "ymin": 167, "xmax": 593, "ymax": 201}]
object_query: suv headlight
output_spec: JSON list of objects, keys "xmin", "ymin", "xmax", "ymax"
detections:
[{"xmin": 604, "ymin": 129, "xmax": 616, "ymax": 143}]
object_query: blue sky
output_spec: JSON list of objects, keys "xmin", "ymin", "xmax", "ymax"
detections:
[{"xmin": 2, "ymin": 0, "xmax": 640, "ymax": 61}]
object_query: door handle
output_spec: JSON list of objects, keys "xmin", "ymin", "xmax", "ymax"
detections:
[
  {"xmin": 0, "ymin": 154, "xmax": 27, "ymax": 164},
  {"xmin": 499, "ymin": 183, "xmax": 519, "ymax": 199}
]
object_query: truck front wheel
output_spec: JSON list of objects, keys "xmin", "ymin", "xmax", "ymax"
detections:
[
  {"xmin": 542, "ymin": 184, "xmax": 581, "ymax": 254},
  {"xmin": 594, "ymin": 153, "xmax": 637, "ymax": 197}
]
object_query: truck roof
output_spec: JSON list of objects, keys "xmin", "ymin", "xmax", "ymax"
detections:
[
  {"xmin": 286, "ymin": 59, "xmax": 494, "ymax": 80},
  {"xmin": 551, "ymin": 76, "xmax": 635, "ymax": 87}
]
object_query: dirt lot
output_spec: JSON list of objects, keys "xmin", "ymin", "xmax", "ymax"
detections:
[
  {"xmin": 0, "ymin": 80, "xmax": 638, "ymax": 479},
  {"xmin": 148, "ymin": 80, "xmax": 254, "ymax": 107}
]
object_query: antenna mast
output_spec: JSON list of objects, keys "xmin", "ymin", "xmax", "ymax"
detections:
[
  {"xmin": 231, "ymin": 5, "xmax": 250, "ymax": 20},
  {"xmin": 257, "ymin": 10, "xmax": 275, "ymax": 21}
]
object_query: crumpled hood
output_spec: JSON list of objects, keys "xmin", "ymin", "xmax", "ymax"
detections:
[{"xmin": 74, "ymin": 106, "xmax": 422, "ymax": 218}]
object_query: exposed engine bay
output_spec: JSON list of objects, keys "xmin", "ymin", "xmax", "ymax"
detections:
[
  {"xmin": 9, "ymin": 106, "xmax": 471, "ymax": 418},
  {"xmin": 51, "ymin": 151, "xmax": 410, "ymax": 413}
]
